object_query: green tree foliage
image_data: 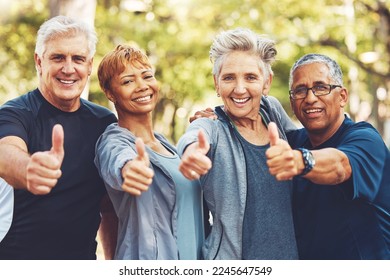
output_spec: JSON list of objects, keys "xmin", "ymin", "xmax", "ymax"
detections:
[
  {"xmin": 1, "ymin": 0, "xmax": 389, "ymax": 142},
  {"xmin": 0, "ymin": 1, "xmax": 48, "ymax": 104}
]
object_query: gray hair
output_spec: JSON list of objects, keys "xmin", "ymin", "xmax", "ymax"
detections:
[
  {"xmin": 289, "ymin": 53, "xmax": 344, "ymax": 88},
  {"xmin": 35, "ymin": 15, "xmax": 97, "ymax": 59},
  {"xmin": 209, "ymin": 28, "xmax": 277, "ymax": 79}
]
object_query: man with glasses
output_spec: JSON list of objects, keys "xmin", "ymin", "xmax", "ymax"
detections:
[{"xmin": 266, "ymin": 53, "xmax": 390, "ymax": 259}]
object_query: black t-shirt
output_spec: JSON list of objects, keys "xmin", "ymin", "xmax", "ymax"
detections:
[{"xmin": 0, "ymin": 89, "xmax": 117, "ymax": 259}]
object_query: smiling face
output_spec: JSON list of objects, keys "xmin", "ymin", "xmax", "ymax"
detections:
[
  {"xmin": 214, "ymin": 51, "xmax": 271, "ymax": 122},
  {"xmin": 107, "ymin": 61, "xmax": 159, "ymax": 119},
  {"xmin": 35, "ymin": 33, "xmax": 93, "ymax": 112},
  {"xmin": 290, "ymin": 62, "xmax": 348, "ymax": 144}
]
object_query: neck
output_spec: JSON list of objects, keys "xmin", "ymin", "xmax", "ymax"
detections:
[
  {"xmin": 226, "ymin": 111, "xmax": 269, "ymax": 145},
  {"xmin": 38, "ymin": 87, "xmax": 81, "ymax": 112},
  {"xmin": 117, "ymin": 112, "xmax": 155, "ymax": 142},
  {"xmin": 226, "ymin": 110, "xmax": 260, "ymax": 130},
  {"xmin": 117, "ymin": 112, "xmax": 172, "ymax": 155}
]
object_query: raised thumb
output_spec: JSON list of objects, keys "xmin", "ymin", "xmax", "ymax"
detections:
[
  {"xmin": 197, "ymin": 129, "xmax": 209, "ymax": 152},
  {"xmin": 268, "ymin": 122, "xmax": 280, "ymax": 146},
  {"xmin": 51, "ymin": 124, "xmax": 64, "ymax": 159},
  {"xmin": 135, "ymin": 138, "xmax": 147, "ymax": 161}
]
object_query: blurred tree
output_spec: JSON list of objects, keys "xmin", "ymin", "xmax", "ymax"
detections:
[
  {"xmin": 1, "ymin": 0, "xmax": 389, "ymax": 143},
  {"xmin": 0, "ymin": 0, "xmax": 46, "ymax": 105}
]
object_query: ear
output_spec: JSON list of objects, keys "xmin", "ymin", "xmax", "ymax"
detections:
[
  {"xmin": 34, "ymin": 53, "xmax": 42, "ymax": 75},
  {"xmin": 339, "ymin": 87, "xmax": 349, "ymax": 108},
  {"xmin": 213, "ymin": 75, "xmax": 220, "ymax": 95},
  {"xmin": 289, "ymin": 97, "xmax": 295, "ymax": 114},
  {"xmin": 262, "ymin": 73, "xmax": 273, "ymax": 96},
  {"xmin": 88, "ymin": 58, "xmax": 94, "ymax": 76},
  {"xmin": 105, "ymin": 90, "xmax": 116, "ymax": 104}
]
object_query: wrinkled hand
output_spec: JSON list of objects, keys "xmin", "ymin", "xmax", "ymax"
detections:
[
  {"xmin": 179, "ymin": 130, "xmax": 212, "ymax": 180},
  {"xmin": 26, "ymin": 124, "xmax": 64, "ymax": 195},
  {"xmin": 266, "ymin": 122, "xmax": 299, "ymax": 181},
  {"xmin": 121, "ymin": 138, "xmax": 154, "ymax": 196},
  {"xmin": 189, "ymin": 108, "xmax": 217, "ymax": 123}
]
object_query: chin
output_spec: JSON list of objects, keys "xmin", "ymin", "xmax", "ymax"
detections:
[{"xmin": 305, "ymin": 124, "xmax": 326, "ymax": 134}]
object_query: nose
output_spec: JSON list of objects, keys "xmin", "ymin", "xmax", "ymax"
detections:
[
  {"xmin": 304, "ymin": 88, "xmax": 318, "ymax": 103},
  {"xmin": 233, "ymin": 80, "xmax": 246, "ymax": 94},
  {"xmin": 135, "ymin": 77, "xmax": 148, "ymax": 92},
  {"xmin": 61, "ymin": 58, "xmax": 75, "ymax": 74}
]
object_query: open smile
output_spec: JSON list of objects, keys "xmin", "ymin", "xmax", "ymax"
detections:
[
  {"xmin": 57, "ymin": 78, "xmax": 77, "ymax": 85},
  {"xmin": 304, "ymin": 108, "xmax": 324, "ymax": 117},
  {"xmin": 232, "ymin": 97, "xmax": 250, "ymax": 104},
  {"xmin": 133, "ymin": 94, "xmax": 153, "ymax": 102}
]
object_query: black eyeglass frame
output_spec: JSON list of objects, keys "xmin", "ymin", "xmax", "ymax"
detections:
[{"xmin": 289, "ymin": 84, "xmax": 342, "ymax": 100}]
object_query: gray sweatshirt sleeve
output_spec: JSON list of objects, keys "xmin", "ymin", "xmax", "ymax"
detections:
[
  {"xmin": 177, "ymin": 118, "xmax": 215, "ymax": 156},
  {"xmin": 266, "ymin": 96, "xmax": 297, "ymax": 134},
  {"xmin": 94, "ymin": 126, "xmax": 137, "ymax": 191}
]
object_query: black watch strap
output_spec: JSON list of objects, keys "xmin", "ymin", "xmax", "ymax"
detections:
[{"xmin": 297, "ymin": 148, "xmax": 315, "ymax": 176}]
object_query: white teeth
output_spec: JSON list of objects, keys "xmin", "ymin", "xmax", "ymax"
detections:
[
  {"xmin": 134, "ymin": 95, "xmax": 151, "ymax": 102},
  {"xmin": 232, "ymin": 97, "xmax": 250, "ymax": 103},
  {"xmin": 59, "ymin": 79, "xmax": 75, "ymax": 84},
  {"xmin": 306, "ymin": 108, "xmax": 322, "ymax": 113}
]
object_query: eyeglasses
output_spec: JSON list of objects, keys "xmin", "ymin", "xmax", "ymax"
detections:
[{"xmin": 289, "ymin": 84, "xmax": 342, "ymax": 100}]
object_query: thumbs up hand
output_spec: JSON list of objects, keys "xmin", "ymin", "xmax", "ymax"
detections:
[
  {"xmin": 121, "ymin": 138, "xmax": 154, "ymax": 196},
  {"xmin": 26, "ymin": 124, "xmax": 64, "ymax": 195},
  {"xmin": 268, "ymin": 122, "xmax": 280, "ymax": 146},
  {"xmin": 265, "ymin": 122, "xmax": 298, "ymax": 181},
  {"xmin": 179, "ymin": 129, "xmax": 212, "ymax": 180}
]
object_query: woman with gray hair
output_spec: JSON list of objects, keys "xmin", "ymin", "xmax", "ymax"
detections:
[{"xmin": 177, "ymin": 28, "xmax": 298, "ymax": 259}]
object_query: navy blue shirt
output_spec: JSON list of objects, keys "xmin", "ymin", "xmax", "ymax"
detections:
[
  {"xmin": 0, "ymin": 89, "xmax": 116, "ymax": 259},
  {"xmin": 288, "ymin": 116, "xmax": 390, "ymax": 259}
]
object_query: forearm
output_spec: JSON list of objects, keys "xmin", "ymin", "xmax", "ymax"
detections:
[
  {"xmin": 0, "ymin": 137, "xmax": 29, "ymax": 189},
  {"xmin": 302, "ymin": 148, "xmax": 352, "ymax": 185},
  {"xmin": 95, "ymin": 139, "xmax": 135, "ymax": 192}
]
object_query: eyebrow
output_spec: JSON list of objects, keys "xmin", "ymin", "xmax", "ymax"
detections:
[
  {"xmin": 49, "ymin": 53, "xmax": 87, "ymax": 58},
  {"xmin": 220, "ymin": 71, "xmax": 260, "ymax": 77},
  {"xmin": 120, "ymin": 69, "xmax": 153, "ymax": 80},
  {"xmin": 120, "ymin": 74, "xmax": 135, "ymax": 79},
  {"xmin": 294, "ymin": 80, "xmax": 328, "ymax": 88}
]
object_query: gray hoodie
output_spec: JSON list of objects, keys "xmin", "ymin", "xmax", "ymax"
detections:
[
  {"xmin": 177, "ymin": 96, "xmax": 297, "ymax": 259},
  {"xmin": 95, "ymin": 125, "xmax": 204, "ymax": 259}
]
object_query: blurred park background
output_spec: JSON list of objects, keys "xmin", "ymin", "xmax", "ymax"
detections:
[{"xmin": 0, "ymin": 0, "xmax": 390, "ymax": 147}]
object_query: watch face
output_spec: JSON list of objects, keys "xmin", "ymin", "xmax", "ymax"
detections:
[
  {"xmin": 299, "ymin": 148, "xmax": 315, "ymax": 176},
  {"xmin": 307, "ymin": 152, "xmax": 315, "ymax": 166}
]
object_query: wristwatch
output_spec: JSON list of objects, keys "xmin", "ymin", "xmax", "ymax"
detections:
[{"xmin": 297, "ymin": 148, "xmax": 315, "ymax": 176}]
